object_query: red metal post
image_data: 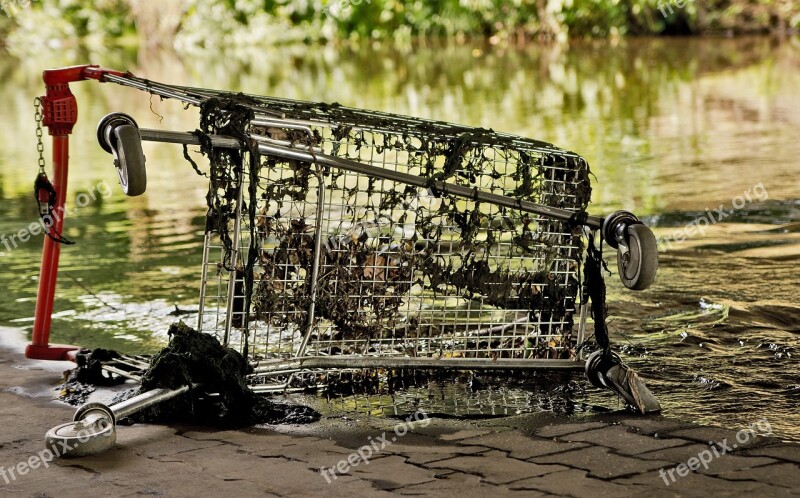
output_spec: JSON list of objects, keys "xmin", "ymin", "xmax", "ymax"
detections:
[
  {"xmin": 27, "ymin": 136, "xmax": 76, "ymax": 361},
  {"xmin": 25, "ymin": 65, "xmax": 126, "ymax": 361}
]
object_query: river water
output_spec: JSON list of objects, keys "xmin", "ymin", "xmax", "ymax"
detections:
[{"xmin": 0, "ymin": 37, "xmax": 798, "ymax": 439}]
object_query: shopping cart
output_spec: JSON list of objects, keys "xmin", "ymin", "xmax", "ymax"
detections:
[{"xmin": 31, "ymin": 67, "xmax": 659, "ymax": 450}]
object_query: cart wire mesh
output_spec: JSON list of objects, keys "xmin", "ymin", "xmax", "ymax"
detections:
[{"xmin": 103, "ymin": 75, "xmax": 593, "ymax": 391}]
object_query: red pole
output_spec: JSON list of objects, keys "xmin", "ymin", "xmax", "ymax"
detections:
[
  {"xmin": 24, "ymin": 65, "xmax": 127, "ymax": 361},
  {"xmin": 27, "ymin": 136, "xmax": 76, "ymax": 361}
]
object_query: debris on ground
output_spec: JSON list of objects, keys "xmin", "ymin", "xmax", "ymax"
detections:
[
  {"xmin": 56, "ymin": 348, "xmax": 125, "ymax": 405},
  {"xmin": 55, "ymin": 380, "xmax": 96, "ymax": 406},
  {"xmin": 60, "ymin": 322, "xmax": 319, "ymax": 426},
  {"xmin": 111, "ymin": 322, "xmax": 319, "ymax": 427}
]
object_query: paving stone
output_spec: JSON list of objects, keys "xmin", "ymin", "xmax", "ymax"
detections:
[
  {"xmin": 426, "ymin": 450, "xmax": 568, "ymax": 484},
  {"xmin": 402, "ymin": 451, "xmax": 483, "ymax": 465},
  {"xmin": 180, "ymin": 443, "xmax": 390, "ymax": 496},
  {"xmin": 637, "ymin": 442, "xmax": 778, "ymax": 474},
  {"xmin": 614, "ymin": 468, "xmax": 791, "ymax": 497},
  {"xmin": 385, "ymin": 441, "xmax": 487, "ymax": 465},
  {"xmin": 406, "ymin": 424, "xmax": 489, "ymax": 438},
  {"xmin": 123, "ymin": 474, "xmax": 279, "ymax": 497},
  {"xmin": 60, "ymin": 444, "xmax": 195, "ymax": 476},
  {"xmin": 664, "ymin": 427, "xmax": 772, "ymax": 450},
  {"xmin": 337, "ymin": 427, "xmax": 486, "ymax": 466},
  {"xmin": 510, "ymin": 468, "xmax": 633, "ymax": 496},
  {"xmin": 181, "ymin": 426, "xmax": 298, "ymax": 445},
  {"xmin": 347, "ymin": 455, "xmax": 439, "ymax": 490},
  {"xmin": 743, "ymin": 444, "xmax": 800, "ymax": 464},
  {"xmin": 536, "ymin": 421, "xmax": 608, "ymax": 438},
  {"xmin": 293, "ymin": 444, "xmax": 390, "ymax": 469},
  {"xmin": 530, "ymin": 445, "xmax": 672, "ymax": 479},
  {"xmin": 120, "ymin": 428, "xmax": 228, "ymax": 457},
  {"xmin": 3, "ymin": 354, "xmax": 800, "ymax": 498},
  {"xmin": 459, "ymin": 431, "xmax": 589, "ymax": 459},
  {"xmin": 438, "ymin": 429, "xmax": 495, "ymax": 441},
  {"xmin": 557, "ymin": 425, "xmax": 688, "ymax": 455},
  {"xmin": 252, "ymin": 437, "xmax": 366, "ymax": 468},
  {"xmin": 619, "ymin": 417, "xmax": 691, "ymax": 436},
  {"xmin": 397, "ymin": 471, "xmax": 522, "ymax": 496},
  {"xmin": 714, "ymin": 462, "xmax": 800, "ymax": 490}
]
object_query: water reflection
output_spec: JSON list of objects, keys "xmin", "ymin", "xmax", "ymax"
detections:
[{"xmin": 0, "ymin": 37, "xmax": 798, "ymax": 439}]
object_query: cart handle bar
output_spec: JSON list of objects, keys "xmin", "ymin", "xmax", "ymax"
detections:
[{"xmin": 140, "ymin": 128, "xmax": 604, "ymax": 229}]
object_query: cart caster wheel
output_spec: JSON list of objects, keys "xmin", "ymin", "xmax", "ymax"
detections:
[
  {"xmin": 45, "ymin": 403, "xmax": 116, "ymax": 458},
  {"xmin": 617, "ymin": 223, "xmax": 658, "ymax": 291},
  {"xmin": 97, "ymin": 112, "xmax": 147, "ymax": 197},
  {"xmin": 584, "ymin": 350, "xmax": 621, "ymax": 389},
  {"xmin": 585, "ymin": 351, "xmax": 606, "ymax": 388},
  {"xmin": 602, "ymin": 211, "xmax": 639, "ymax": 250}
]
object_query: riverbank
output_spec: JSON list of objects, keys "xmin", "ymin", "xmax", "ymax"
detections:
[
  {"xmin": 1, "ymin": 341, "xmax": 797, "ymax": 496},
  {"xmin": 1, "ymin": 0, "xmax": 798, "ymax": 58}
]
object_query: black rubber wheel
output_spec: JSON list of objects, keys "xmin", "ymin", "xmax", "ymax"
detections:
[
  {"xmin": 602, "ymin": 210, "xmax": 639, "ymax": 249},
  {"xmin": 113, "ymin": 125, "xmax": 147, "ymax": 197},
  {"xmin": 97, "ymin": 113, "xmax": 137, "ymax": 154},
  {"xmin": 584, "ymin": 350, "xmax": 606, "ymax": 389},
  {"xmin": 617, "ymin": 223, "xmax": 658, "ymax": 291},
  {"xmin": 584, "ymin": 350, "xmax": 622, "ymax": 389}
]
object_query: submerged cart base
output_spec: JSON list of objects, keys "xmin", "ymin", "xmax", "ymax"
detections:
[{"xmin": 30, "ymin": 66, "xmax": 660, "ymax": 455}]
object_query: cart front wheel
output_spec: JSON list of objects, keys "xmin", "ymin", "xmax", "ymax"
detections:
[
  {"xmin": 584, "ymin": 350, "xmax": 607, "ymax": 388},
  {"xmin": 113, "ymin": 125, "xmax": 147, "ymax": 196},
  {"xmin": 97, "ymin": 113, "xmax": 147, "ymax": 197},
  {"xmin": 617, "ymin": 223, "xmax": 658, "ymax": 291}
]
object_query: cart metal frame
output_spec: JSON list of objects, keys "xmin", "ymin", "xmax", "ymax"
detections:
[{"xmin": 27, "ymin": 66, "xmax": 657, "ymax": 396}]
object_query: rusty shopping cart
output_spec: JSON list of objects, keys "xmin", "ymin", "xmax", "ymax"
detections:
[{"xmin": 30, "ymin": 65, "xmax": 659, "ymax": 415}]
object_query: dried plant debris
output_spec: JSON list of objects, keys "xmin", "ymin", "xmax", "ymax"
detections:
[
  {"xmin": 114, "ymin": 322, "xmax": 319, "ymax": 427},
  {"xmin": 56, "ymin": 348, "xmax": 126, "ymax": 406},
  {"xmin": 55, "ymin": 381, "xmax": 96, "ymax": 406},
  {"xmin": 253, "ymin": 219, "xmax": 415, "ymax": 340}
]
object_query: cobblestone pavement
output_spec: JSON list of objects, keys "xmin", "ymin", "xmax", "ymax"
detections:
[{"xmin": 1, "ymin": 347, "xmax": 798, "ymax": 497}]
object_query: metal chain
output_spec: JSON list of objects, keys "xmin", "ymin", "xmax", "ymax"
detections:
[{"xmin": 34, "ymin": 97, "xmax": 46, "ymax": 174}]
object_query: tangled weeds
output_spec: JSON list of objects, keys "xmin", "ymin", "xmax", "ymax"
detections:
[
  {"xmin": 56, "ymin": 348, "xmax": 125, "ymax": 406},
  {"xmin": 109, "ymin": 322, "xmax": 318, "ymax": 427},
  {"xmin": 253, "ymin": 219, "xmax": 415, "ymax": 341}
]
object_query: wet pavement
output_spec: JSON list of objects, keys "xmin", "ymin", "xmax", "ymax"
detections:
[{"xmin": 1, "ymin": 346, "xmax": 797, "ymax": 497}]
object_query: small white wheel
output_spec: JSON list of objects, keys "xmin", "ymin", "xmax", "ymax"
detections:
[{"xmin": 45, "ymin": 404, "xmax": 116, "ymax": 458}]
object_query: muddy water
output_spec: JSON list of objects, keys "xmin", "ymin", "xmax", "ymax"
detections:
[{"xmin": 0, "ymin": 38, "xmax": 798, "ymax": 439}]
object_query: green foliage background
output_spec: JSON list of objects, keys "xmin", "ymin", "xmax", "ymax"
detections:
[{"xmin": 0, "ymin": 0, "xmax": 797, "ymax": 54}]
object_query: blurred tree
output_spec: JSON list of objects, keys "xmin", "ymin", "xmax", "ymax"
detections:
[{"xmin": 1, "ymin": 0, "xmax": 797, "ymax": 56}]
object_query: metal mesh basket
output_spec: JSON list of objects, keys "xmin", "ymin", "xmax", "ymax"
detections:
[{"xmin": 186, "ymin": 93, "xmax": 593, "ymax": 390}]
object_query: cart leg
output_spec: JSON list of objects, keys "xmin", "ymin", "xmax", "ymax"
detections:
[
  {"xmin": 45, "ymin": 384, "xmax": 196, "ymax": 457},
  {"xmin": 27, "ymin": 136, "xmax": 78, "ymax": 361}
]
